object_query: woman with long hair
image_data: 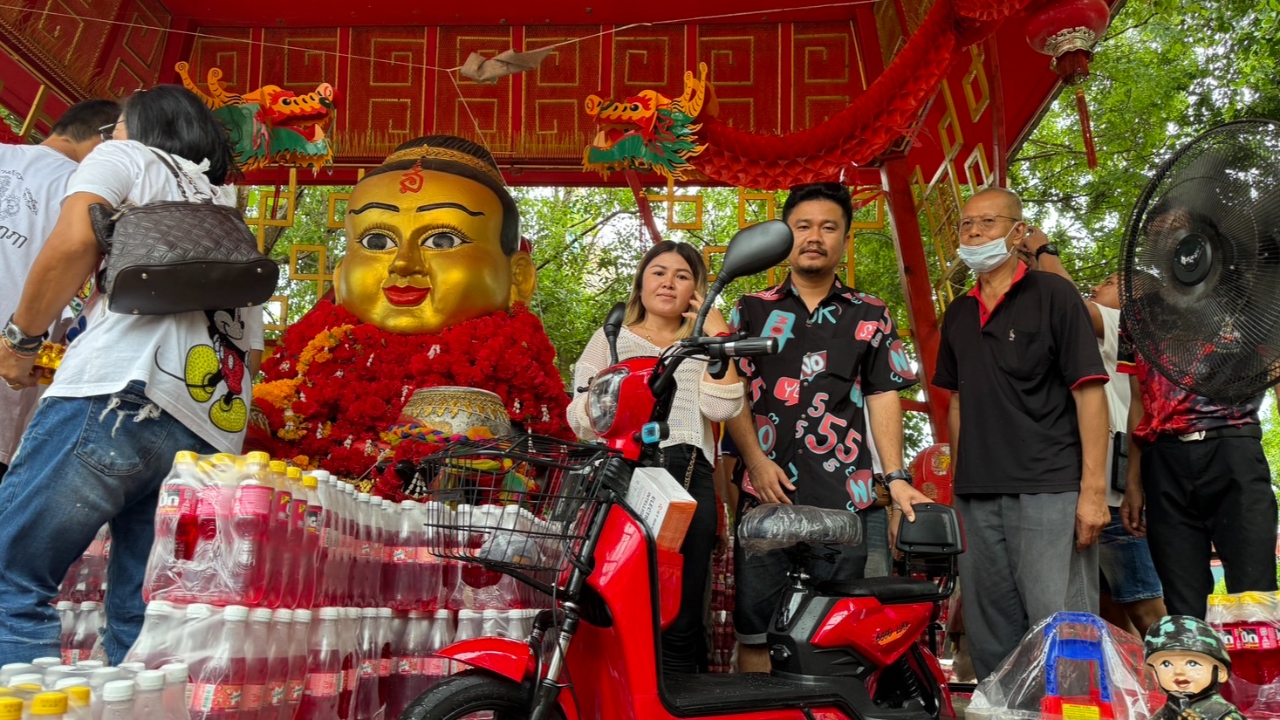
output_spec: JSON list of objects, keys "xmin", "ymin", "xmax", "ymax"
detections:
[
  {"xmin": 568, "ymin": 240, "xmax": 744, "ymax": 674},
  {"xmin": 0, "ymin": 85, "xmax": 263, "ymax": 663}
]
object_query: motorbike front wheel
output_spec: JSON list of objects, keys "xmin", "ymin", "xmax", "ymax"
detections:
[{"xmin": 399, "ymin": 671, "xmax": 567, "ymax": 720}]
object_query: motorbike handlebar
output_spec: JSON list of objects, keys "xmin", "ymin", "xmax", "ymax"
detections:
[{"xmin": 707, "ymin": 336, "xmax": 778, "ymax": 359}]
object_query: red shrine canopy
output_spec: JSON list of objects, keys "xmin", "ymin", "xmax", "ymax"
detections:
[{"xmin": 0, "ymin": 0, "xmax": 1121, "ymax": 433}]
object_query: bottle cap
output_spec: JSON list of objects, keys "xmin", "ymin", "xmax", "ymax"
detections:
[
  {"xmin": 30, "ymin": 692, "xmax": 68, "ymax": 715},
  {"xmin": 287, "ymin": 467, "xmax": 302, "ymax": 480},
  {"xmin": 302, "ymin": 475, "xmax": 318, "ymax": 489},
  {"xmin": 357, "ymin": 493, "xmax": 371, "ymax": 502},
  {"xmin": 224, "ymin": 605, "xmax": 250, "ymax": 621},
  {"xmin": 53, "ymin": 601, "xmax": 74, "ymax": 611},
  {"xmin": 361, "ymin": 607, "xmax": 378, "ymax": 618},
  {"xmin": 184, "ymin": 603, "xmax": 214, "ymax": 619},
  {"xmin": 146, "ymin": 600, "xmax": 176, "ymax": 614},
  {"xmin": 407, "ymin": 610, "xmax": 426, "ymax": 619},
  {"xmin": 13, "ymin": 684, "xmax": 43, "ymax": 693},
  {"xmin": 273, "ymin": 609, "xmax": 294, "ymax": 623},
  {"xmin": 9, "ymin": 673, "xmax": 42, "ymax": 687},
  {"xmin": 400, "ymin": 500, "xmax": 420, "ymax": 510},
  {"xmin": 318, "ymin": 607, "xmax": 340, "ymax": 620},
  {"xmin": 269, "ymin": 460, "xmax": 287, "ymax": 473},
  {"xmin": 116, "ymin": 662, "xmax": 145, "ymax": 675},
  {"xmin": 73, "ymin": 661, "xmax": 102, "ymax": 670},
  {"xmin": 0, "ymin": 697, "xmax": 21, "ymax": 720},
  {"xmin": 482, "ymin": 609, "xmax": 499, "ymax": 618},
  {"xmin": 63, "ymin": 686, "xmax": 90, "ymax": 706},
  {"xmin": 30, "ymin": 659, "xmax": 62, "ymax": 670},
  {"xmin": 159, "ymin": 663, "xmax": 188, "ymax": 684},
  {"xmin": 435, "ymin": 609, "xmax": 452, "ymax": 619},
  {"xmin": 294, "ymin": 609, "xmax": 313, "ymax": 623},
  {"xmin": 378, "ymin": 608, "xmax": 393, "ymax": 618},
  {"xmin": 250, "ymin": 608, "xmax": 275, "ymax": 623},
  {"xmin": 175, "ymin": 451, "xmax": 198, "ymax": 464},
  {"xmin": 247, "ymin": 451, "xmax": 271, "ymax": 465},
  {"xmin": 52, "ymin": 678, "xmax": 87, "ymax": 690},
  {"xmin": 79, "ymin": 601, "xmax": 101, "ymax": 611},
  {"xmin": 0, "ymin": 663, "xmax": 33, "ymax": 675},
  {"xmin": 135, "ymin": 670, "xmax": 166, "ymax": 691},
  {"xmin": 102, "ymin": 679, "xmax": 134, "ymax": 702},
  {"xmin": 458, "ymin": 610, "xmax": 479, "ymax": 619},
  {"xmin": 89, "ymin": 668, "xmax": 120, "ymax": 683}
]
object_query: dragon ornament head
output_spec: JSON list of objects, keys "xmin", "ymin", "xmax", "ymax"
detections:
[
  {"xmin": 176, "ymin": 61, "xmax": 336, "ymax": 173},
  {"xmin": 583, "ymin": 62, "xmax": 710, "ymax": 182}
]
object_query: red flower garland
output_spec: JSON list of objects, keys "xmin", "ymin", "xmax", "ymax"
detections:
[{"xmin": 252, "ymin": 301, "xmax": 572, "ymax": 484}]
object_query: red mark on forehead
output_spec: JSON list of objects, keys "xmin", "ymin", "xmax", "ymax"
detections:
[{"xmin": 400, "ymin": 159, "xmax": 425, "ymax": 194}]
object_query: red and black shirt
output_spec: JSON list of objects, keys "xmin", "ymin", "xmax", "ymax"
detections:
[
  {"xmin": 933, "ymin": 264, "xmax": 1108, "ymax": 495},
  {"xmin": 1117, "ymin": 336, "xmax": 1261, "ymax": 444},
  {"xmin": 730, "ymin": 276, "xmax": 917, "ymax": 512}
]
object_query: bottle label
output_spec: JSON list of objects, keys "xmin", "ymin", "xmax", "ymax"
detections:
[
  {"xmin": 291, "ymin": 500, "xmax": 308, "ymax": 531},
  {"xmin": 305, "ymin": 508, "xmax": 322, "ymax": 534},
  {"xmin": 268, "ymin": 681, "xmax": 287, "ymax": 707},
  {"xmin": 416, "ymin": 547, "xmax": 440, "ymax": 564},
  {"xmin": 391, "ymin": 546, "xmax": 415, "ymax": 564},
  {"xmin": 1226, "ymin": 624, "xmax": 1279, "ymax": 651},
  {"xmin": 396, "ymin": 657, "xmax": 419, "ymax": 675},
  {"xmin": 242, "ymin": 683, "xmax": 265, "ymax": 711},
  {"xmin": 304, "ymin": 672, "xmax": 341, "ymax": 697},
  {"xmin": 377, "ymin": 658, "xmax": 392, "ymax": 677},
  {"xmin": 158, "ymin": 487, "xmax": 196, "ymax": 515},
  {"xmin": 345, "ymin": 666, "xmax": 358, "ymax": 690},
  {"xmin": 360, "ymin": 541, "xmax": 373, "ymax": 559},
  {"xmin": 60, "ymin": 648, "xmax": 89, "ymax": 664},
  {"xmin": 287, "ymin": 679, "xmax": 305, "ymax": 702},
  {"xmin": 234, "ymin": 484, "xmax": 274, "ymax": 515},
  {"xmin": 358, "ymin": 659, "xmax": 377, "ymax": 678},
  {"xmin": 276, "ymin": 492, "xmax": 293, "ymax": 523},
  {"xmin": 190, "ymin": 682, "xmax": 243, "ymax": 711},
  {"xmin": 423, "ymin": 658, "xmax": 451, "ymax": 676}
]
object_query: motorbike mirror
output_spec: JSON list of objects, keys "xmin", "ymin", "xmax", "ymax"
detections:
[
  {"xmin": 717, "ymin": 220, "xmax": 794, "ymax": 285},
  {"xmin": 602, "ymin": 302, "xmax": 626, "ymax": 365}
]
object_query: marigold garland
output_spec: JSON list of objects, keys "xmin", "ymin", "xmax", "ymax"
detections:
[{"xmin": 251, "ymin": 301, "xmax": 572, "ymax": 488}]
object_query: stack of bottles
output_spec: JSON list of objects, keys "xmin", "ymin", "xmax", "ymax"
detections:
[
  {"xmin": 144, "ymin": 451, "xmax": 555, "ymax": 612},
  {"xmin": 0, "ymin": 657, "xmax": 189, "ymax": 719},
  {"xmin": 52, "ymin": 526, "xmax": 111, "ymax": 665},
  {"xmin": 708, "ymin": 517, "xmax": 736, "ymax": 674},
  {"xmin": 1207, "ymin": 591, "xmax": 1280, "ymax": 718},
  {"xmin": 122, "ymin": 601, "xmax": 539, "ymax": 719}
]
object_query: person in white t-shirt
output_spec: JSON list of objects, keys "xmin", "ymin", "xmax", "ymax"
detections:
[
  {"xmin": 0, "ymin": 99, "xmax": 121, "ymax": 484},
  {"xmin": 1019, "ymin": 229, "xmax": 1167, "ymax": 637},
  {"xmin": 0, "ymin": 85, "xmax": 264, "ymax": 664}
]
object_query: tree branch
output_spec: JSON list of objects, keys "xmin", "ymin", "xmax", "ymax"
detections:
[{"xmin": 536, "ymin": 209, "xmax": 636, "ymax": 271}]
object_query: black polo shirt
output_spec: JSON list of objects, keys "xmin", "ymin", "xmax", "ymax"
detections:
[
  {"xmin": 933, "ymin": 264, "xmax": 1108, "ymax": 496},
  {"xmin": 731, "ymin": 277, "xmax": 918, "ymax": 511}
]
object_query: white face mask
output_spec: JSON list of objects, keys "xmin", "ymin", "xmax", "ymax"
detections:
[{"xmin": 957, "ymin": 225, "xmax": 1019, "ymax": 273}]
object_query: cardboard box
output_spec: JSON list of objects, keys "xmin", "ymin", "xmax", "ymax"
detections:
[{"xmin": 626, "ymin": 467, "xmax": 697, "ymax": 553}]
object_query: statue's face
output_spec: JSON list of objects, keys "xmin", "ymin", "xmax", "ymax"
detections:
[
  {"xmin": 335, "ymin": 169, "xmax": 528, "ymax": 334},
  {"xmin": 1149, "ymin": 651, "xmax": 1227, "ymax": 696}
]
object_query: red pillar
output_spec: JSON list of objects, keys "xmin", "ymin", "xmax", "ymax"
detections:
[{"xmin": 881, "ymin": 158, "xmax": 950, "ymax": 440}]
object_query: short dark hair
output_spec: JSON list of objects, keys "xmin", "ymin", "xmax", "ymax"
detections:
[
  {"xmin": 782, "ymin": 182, "xmax": 854, "ymax": 232},
  {"xmin": 50, "ymin": 99, "xmax": 120, "ymax": 143},
  {"xmin": 120, "ymin": 85, "xmax": 238, "ymax": 185},
  {"xmin": 365, "ymin": 135, "xmax": 520, "ymax": 256}
]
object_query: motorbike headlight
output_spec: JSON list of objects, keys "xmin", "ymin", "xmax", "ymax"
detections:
[{"xmin": 587, "ymin": 366, "xmax": 629, "ymax": 435}]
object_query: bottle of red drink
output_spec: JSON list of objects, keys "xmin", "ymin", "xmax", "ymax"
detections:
[
  {"xmin": 282, "ymin": 609, "xmax": 310, "ymax": 720},
  {"xmin": 176, "ymin": 603, "xmax": 218, "ymax": 681},
  {"xmin": 375, "ymin": 607, "xmax": 394, "ymax": 714},
  {"xmin": 194, "ymin": 455, "xmax": 239, "ymax": 602},
  {"xmin": 68, "ymin": 601, "xmax": 102, "ymax": 664},
  {"xmin": 297, "ymin": 473, "xmax": 322, "ymax": 609},
  {"xmin": 354, "ymin": 494, "xmax": 374, "ymax": 607},
  {"xmin": 384, "ymin": 501, "xmax": 416, "ymax": 611},
  {"xmin": 337, "ymin": 483, "xmax": 357, "ymax": 605},
  {"xmin": 260, "ymin": 609, "xmax": 291, "ymax": 720},
  {"xmin": 390, "ymin": 611, "xmax": 433, "ymax": 716},
  {"xmin": 300, "ymin": 607, "xmax": 344, "ymax": 719},
  {"xmin": 148, "ymin": 452, "xmax": 202, "ymax": 602},
  {"xmin": 189, "ymin": 604, "xmax": 248, "ymax": 720},
  {"xmin": 419, "ymin": 502, "xmax": 448, "ymax": 611},
  {"xmin": 281, "ymin": 467, "xmax": 307, "ymax": 609},
  {"xmin": 352, "ymin": 608, "xmax": 382, "ymax": 720},
  {"xmin": 123, "ymin": 600, "xmax": 181, "ymax": 669},
  {"xmin": 369, "ymin": 500, "xmax": 388, "ymax": 610},
  {"xmin": 310, "ymin": 471, "xmax": 334, "ymax": 606},
  {"xmin": 262, "ymin": 461, "xmax": 291, "ymax": 608},
  {"xmin": 229, "ymin": 474, "xmax": 273, "ymax": 606},
  {"xmin": 425, "ymin": 609, "xmax": 456, "ymax": 689},
  {"xmin": 240, "ymin": 608, "xmax": 272, "ymax": 719}
]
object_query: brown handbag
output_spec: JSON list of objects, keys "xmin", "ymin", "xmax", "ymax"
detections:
[{"xmin": 88, "ymin": 150, "xmax": 279, "ymax": 316}]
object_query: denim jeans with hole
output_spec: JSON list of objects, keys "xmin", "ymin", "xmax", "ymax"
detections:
[{"xmin": 0, "ymin": 381, "xmax": 216, "ymax": 664}]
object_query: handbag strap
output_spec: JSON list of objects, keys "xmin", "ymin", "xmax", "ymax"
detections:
[{"xmin": 149, "ymin": 149, "xmax": 214, "ymax": 204}]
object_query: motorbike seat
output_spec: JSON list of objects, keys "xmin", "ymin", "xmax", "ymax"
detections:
[
  {"xmin": 736, "ymin": 504, "xmax": 862, "ymax": 555},
  {"xmin": 815, "ymin": 576, "xmax": 945, "ymax": 605}
]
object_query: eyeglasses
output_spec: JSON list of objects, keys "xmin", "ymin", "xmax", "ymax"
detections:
[
  {"xmin": 98, "ymin": 121, "xmax": 121, "ymax": 142},
  {"xmin": 958, "ymin": 215, "xmax": 1022, "ymax": 233}
]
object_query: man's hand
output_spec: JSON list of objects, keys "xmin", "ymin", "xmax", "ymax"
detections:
[
  {"xmin": 888, "ymin": 479, "xmax": 932, "ymax": 522},
  {"xmin": 1075, "ymin": 489, "xmax": 1108, "ymax": 552},
  {"xmin": 0, "ymin": 345, "xmax": 40, "ymax": 391},
  {"xmin": 1015, "ymin": 226, "xmax": 1049, "ymax": 269},
  {"xmin": 747, "ymin": 457, "xmax": 794, "ymax": 504},
  {"xmin": 1121, "ymin": 480, "xmax": 1146, "ymax": 537}
]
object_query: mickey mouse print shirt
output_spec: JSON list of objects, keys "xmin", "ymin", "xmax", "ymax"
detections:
[
  {"xmin": 731, "ymin": 276, "xmax": 917, "ymax": 512},
  {"xmin": 43, "ymin": 140, "xmax": 263, "ymax": 452}
]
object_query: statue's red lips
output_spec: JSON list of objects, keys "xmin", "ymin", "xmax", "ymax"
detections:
[{"xmin": 383, "ymin": 285, "xmax": 430, "ymax": 307}]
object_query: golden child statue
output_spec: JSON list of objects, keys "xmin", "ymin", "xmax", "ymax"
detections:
[{"xmin": 252, "ymin": 136, "xmax": 570, "ymax": 491}]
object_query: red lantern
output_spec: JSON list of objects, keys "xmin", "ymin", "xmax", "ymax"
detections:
[
  {"xmin": 908, "ymin": 444, "xmax": 953, "ymax": 507},
  {"xmin": 1026, "ymin": 0, "xmax": 1111, "ymax": 169}
]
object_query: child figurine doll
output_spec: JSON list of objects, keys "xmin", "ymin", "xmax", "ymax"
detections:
[{"xmin": 1144, "ymin": 615, "xmax": 1245, "ymax": 720}]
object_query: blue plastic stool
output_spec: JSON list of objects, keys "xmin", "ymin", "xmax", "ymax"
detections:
[{"xmin": 1040, "ymin": 612, "xmax": 1115, "ymax": 719}]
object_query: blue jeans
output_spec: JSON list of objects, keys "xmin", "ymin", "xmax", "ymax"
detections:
[
  {"xmin": 1098, "ymin": 507, "xmax": 1164, "ymax": 604},
  {"xmin": 0, "ymin": 382, "xmax": 215, "ymax": 664}
]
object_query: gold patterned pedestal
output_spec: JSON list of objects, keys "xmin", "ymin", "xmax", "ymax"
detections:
[{"xmin": 400, "ymin": 386, "xmax": 512, "ymax": 437}]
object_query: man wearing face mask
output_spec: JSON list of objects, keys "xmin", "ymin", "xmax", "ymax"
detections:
[{"xmin": 932, "ymin": 187, "xmax": 1110, "ymax": 680}]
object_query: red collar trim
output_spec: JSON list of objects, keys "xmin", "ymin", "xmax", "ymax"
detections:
[{"xmin": 968, "ymin": 262, "xmax": 1028, "ymax": 328}]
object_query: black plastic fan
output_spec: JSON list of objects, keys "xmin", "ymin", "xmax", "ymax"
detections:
[{"xmin": 1120, "ymin": 119, "xmax": 1280, "ymax": 404}]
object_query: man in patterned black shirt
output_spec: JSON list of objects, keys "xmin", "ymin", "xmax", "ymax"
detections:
[{"xmin": 726, "ymin": 183, "xmax": 932, "ymax": 673}]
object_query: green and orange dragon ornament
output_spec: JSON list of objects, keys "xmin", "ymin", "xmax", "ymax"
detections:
[
  {"xmin": 584, "ymin": 63, "xmax": 708, "ymax": 182},
  {"xmin": 176, "ymin": 62, "xmax": 336, "ymax": 172}
]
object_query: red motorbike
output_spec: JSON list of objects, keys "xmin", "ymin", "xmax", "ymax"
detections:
[{"xmin": 403, "ymin": 221, "xmax": 965, "ymax": 720}]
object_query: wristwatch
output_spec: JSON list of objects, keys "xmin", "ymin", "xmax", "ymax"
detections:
[
  {"xmin": 2, "ymin": 315, "xmax": 47, "ymax": 357},
  {"xmin": 1035, "ymin": 243, "xmax": 1060, "ymax": 259},
  {"xmin": 879, "ymin": 468, "xmax": 913, "ymax": 489}
]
